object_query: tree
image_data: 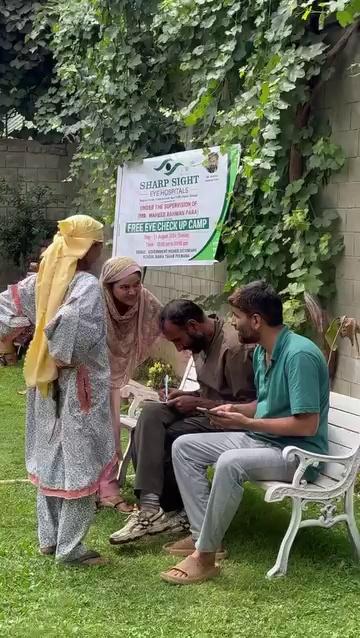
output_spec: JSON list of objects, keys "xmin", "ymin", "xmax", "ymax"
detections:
[
  {"xmin": 0, "ymin": 180, "xmax": 55, "ymax": 273},
  {"xmin": 0, "ymin": 1, "xmax": 59, "ymax": 139},
  {"xmin": 33, "ymin": 0, "xmax": 360, "ymax": 329}
]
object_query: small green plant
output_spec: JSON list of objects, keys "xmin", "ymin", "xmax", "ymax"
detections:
[
  {"xmin": 0, "ymin": 179, "xmax": 55, "ymax": 274},
  {"xmin": 147, "ymin": 360, "xmax": 174, "ymax": 391},
  {"xmin": 132, "ymin": 358, "xmax": 155, "ymax": 386}
]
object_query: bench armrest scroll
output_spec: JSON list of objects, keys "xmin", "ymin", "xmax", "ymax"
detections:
[{"xmin": 282, "ymin": 444, "xmax": 360, "ymax": 488}]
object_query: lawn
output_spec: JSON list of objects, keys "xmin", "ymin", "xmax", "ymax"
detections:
[{"xmin": 0, "ymin": 366, "xmax": 359, "ymax": 638}]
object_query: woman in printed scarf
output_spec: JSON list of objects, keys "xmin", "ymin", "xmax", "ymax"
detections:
[
  {"xmin": 0, "ymin": 215, "xmax": 115, "ymax": 566},
  {"xmin": 99, "ymin": 257, "xmax": 162, "ymax": 512}
]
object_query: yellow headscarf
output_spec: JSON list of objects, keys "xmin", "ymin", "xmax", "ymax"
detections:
[{"xmin": 24, "ymin": 214, "xmax": 104, "ymax": 396}]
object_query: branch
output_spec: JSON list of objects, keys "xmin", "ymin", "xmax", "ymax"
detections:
[
  {"xmin": 311, "ymin": 18, "xmax": 360, "ymax": 103},
  {"xmin": 289, "ymin": 19, "xmax": 360, "ymax": 183}
]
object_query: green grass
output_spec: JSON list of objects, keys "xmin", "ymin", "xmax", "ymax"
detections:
[{"xmin": 0, "ymin": 366, "xmax": 359, "ymax": 638}]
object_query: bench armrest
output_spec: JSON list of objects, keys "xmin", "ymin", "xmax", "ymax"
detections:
[
  {"xmin": 120, "ymin": 381, "xmax": 159, "ymax": 401},
  {"xmin": 120, "ymin": 381, "xmax": 159, "ymax": 418},
  {"xmin": 282, "ymin": 444, "xmax": 359, "ymax": 489},
  {"xmin": 263, "ymin": 443, "xmax": 360, "ymax": 503}
]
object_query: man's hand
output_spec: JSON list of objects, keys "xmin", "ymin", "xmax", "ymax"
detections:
[
  {"xmin": 209, "ymin": 406, "xmax": 253, "ymax": 430},
  {"xmin": 158, "ymin": 388, "xmax": 184, "ymax": 402},
  {"xmin": 211, "ymin": 404, "xmax": 235, "ymax": 414},
  {"xmin": 166, "ymin": 395, "xmax": 202, "ymax": 414}
]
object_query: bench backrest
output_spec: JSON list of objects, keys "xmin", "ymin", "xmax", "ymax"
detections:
[
  {"xmin": 178, "ymin": 361, "xmax": 360, "ymax": 486},
  {"xmin": 180, "ymin": 357, "xmax": 200, "ymax": 393},
  {"xmin": 320, "ymin": 392, "xmax": 360, "ymax": 484}
]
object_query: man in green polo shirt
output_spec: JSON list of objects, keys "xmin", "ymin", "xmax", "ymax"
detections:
[{"xmin": 160, "ymin": 280, "xmax": 329, "ymax": 585}]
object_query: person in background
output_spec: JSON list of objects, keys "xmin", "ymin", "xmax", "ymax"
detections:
[
  {"xmin": 109, "ymin": 299, "xmax": 256, "ymax": 546},
  {"xmin": 0, "ymin": 215, "xmax": 115, "ymax": 567},
  {"xmin": 99, "ymin": 257, "xmax": 162, "ymax": 512},
  {"xmin": 160, "ymin": 281, "xmax": 329, "ymax": 585}
]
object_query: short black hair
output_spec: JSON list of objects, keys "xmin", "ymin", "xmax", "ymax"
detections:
[
  {"xmin": 160, "ymin": 299, "xmax": 206, "ymax": 329},
  {"xmin": 228, "ymin": 281, "xmax": 283, "ymax": 326}
]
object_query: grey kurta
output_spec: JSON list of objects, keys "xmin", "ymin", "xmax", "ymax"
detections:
[{"xmin": 0, "ymin": 271, "xmax": 115, "ymax": 498}]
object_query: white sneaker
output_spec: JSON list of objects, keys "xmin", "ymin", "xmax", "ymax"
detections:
[
  {"xmin": 165, "ymin": 510, "xmax": 190, "ymax": 534},
  {"xmin": 109, "ymin": 508, "xmax": 169, "ymax": 545}
]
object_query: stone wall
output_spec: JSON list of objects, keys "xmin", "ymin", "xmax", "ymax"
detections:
[
  {"xmin": 318, "ymin": 31, "xmax": 360, "ymax": 397},
  {"xmin": 0, "ymin": 138, "xmax": 74, "ymax": 290}
]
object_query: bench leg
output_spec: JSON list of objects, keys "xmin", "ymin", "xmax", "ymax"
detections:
[
  {"xmin": 117, "ymin": 428, "xmax": 134, "ymax": 488},
  {"xmin": 267, "ymin": 497, "xmax": 302, "ymax": 579},
  {"xmin": 344, "ymin": 484, "xmax": 360, "ymax": 560}
]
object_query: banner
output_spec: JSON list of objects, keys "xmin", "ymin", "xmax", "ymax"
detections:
[{"xmin": 113, "ymin": 145, "xmax": 240, "ymax": 266}]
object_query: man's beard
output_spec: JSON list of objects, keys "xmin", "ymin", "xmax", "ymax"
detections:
[
  {"xmin": 189, "ymin": 335, "xmax": 208, "ymax": 354},
  {"xmin": 237, "ymin": 330, "xmax": 259, "ymax": 345}
]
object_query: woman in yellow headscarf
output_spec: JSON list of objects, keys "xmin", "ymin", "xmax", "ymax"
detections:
[{"xmin": 0, "ymin": 215, "xmax": 115, "ymax": 567}]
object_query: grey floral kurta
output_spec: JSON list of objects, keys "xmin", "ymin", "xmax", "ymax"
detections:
[{"xmin": 0, "ymin": 272, "xmax": 115, "ymax": 498}]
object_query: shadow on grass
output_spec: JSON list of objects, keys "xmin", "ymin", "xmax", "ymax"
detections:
[
  {"xmin": 226, "ymin": 485, "xmax": 359, "ymax": 569},
  {"xmin": 97, "ymin": 481, "xmax": 360, "ymax": 578}
]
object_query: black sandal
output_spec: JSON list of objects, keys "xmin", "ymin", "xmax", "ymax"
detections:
[{"xmin": 64, "ymin": 550, "xmax": 108, "ymax": 567}]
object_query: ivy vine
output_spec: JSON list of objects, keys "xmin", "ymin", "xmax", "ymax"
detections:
[
  {"xmin": 0, "ymin": 1, "xmax": 54, "ymax": 137},
  {"xmin": 32, "ymin": 0, "xmax": 360, "ymax": 329}
]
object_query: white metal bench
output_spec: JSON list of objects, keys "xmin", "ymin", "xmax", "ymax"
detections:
[
  {"xmin": 118, "ymin": 363, "xmax": 360, "ymax": 578},
  {"xmin": 257, "ymin": 391, "xmax": 360, "ymax": 577}
]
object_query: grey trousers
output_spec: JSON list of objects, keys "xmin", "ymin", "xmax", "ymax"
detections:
[
  {"xmin": 37, "ymin": 492, "xmax": 96, "ymax": 562},
  {"xmin": 133, "ymin": 402, "xmax": 218, "ymax": 511},
  {"xmin": 172, "ymin": 432, "xmax": 297, "ymax": 552}
]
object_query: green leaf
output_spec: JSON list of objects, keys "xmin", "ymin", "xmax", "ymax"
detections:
[
  {"xmin": 337, "ymin": 10, "xmax": 353, "ymax": 27},
  {"xmin": 325, "ymin": 318, "xmax": 341, "ymax": 351},
  {"xmin": 201, "ymin": 15, "xmax": 216, "ymax": 29},
  {"xmin": 259, "ymin": 82, "xmax": 270, "ymax": 105}
]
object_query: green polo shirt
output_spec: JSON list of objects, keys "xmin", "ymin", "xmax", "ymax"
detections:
[{"xmin": 251, "ymin": 327, "xmax": 329, "ymax": 474}]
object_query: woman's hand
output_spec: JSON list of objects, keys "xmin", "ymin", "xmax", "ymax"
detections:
[
  {"xmin": 54, "ymin": 358, "xmax": 75, "ymax": 369},
  {"xmin": 1, "ymin": 327, "xmax": 25, "ymax": 344}
]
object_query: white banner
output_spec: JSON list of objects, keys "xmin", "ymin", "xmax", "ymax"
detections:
[{"xmin": 113, "ymin": 145, "xmax": 240, "ymax": 266}]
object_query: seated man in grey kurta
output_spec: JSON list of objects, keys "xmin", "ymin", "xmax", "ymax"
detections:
[{"xmin": 109, "ymin": 299, "xmax": 256, "ymax": 546}]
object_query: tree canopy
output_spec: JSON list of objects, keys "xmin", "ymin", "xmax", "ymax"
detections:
[
  {"xmin": 0, "ymin": 1, "xmax": 54, "ymax": 136},
  {"xmin": 10, "ymin": 0, "xmax": 360, "ymax": 326}
]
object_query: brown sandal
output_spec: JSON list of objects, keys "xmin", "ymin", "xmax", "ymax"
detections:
[
  {"xmin": 160, "ymin": 555, "xmax": 220, "ymax": 585},
  {"xmin": 162, "ymin": 535, "xmax": 227, "ymax": 560},
  {"xmin": 99, "ymin": 497, "xmax": 134, "ymax": 513}
]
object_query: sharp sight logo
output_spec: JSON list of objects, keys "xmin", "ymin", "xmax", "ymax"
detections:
[{"xmin": 154, "ymin": 159, "xmax": 184, "ymax": 176}]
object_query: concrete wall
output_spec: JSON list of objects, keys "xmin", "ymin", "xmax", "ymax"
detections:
[
  {"xmin": 148, "ymin": 30, "xmax": 360, "ymax": 388},
  {"xmin": 142, "ymin": 263, "xmax": 228, "ymax": 377},
  {"xmin": 3, "ymin": 31, "xmax": 360, "ymax": 393},
  {"xmin": 143, "ymin": 262, "xmax": 227, "ymax": 306},
  {"xmin": 318, "ymin": 31, "xmax": 360, "ymax": 397},
  {"xmin": 0, "ymin": 138, "xmax": 74, "ymax": 290}
]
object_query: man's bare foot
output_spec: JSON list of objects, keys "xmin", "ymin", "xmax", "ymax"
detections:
[{"xmin": 163, "ymin": 536, "xmax": 227, "ymax": 559}]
